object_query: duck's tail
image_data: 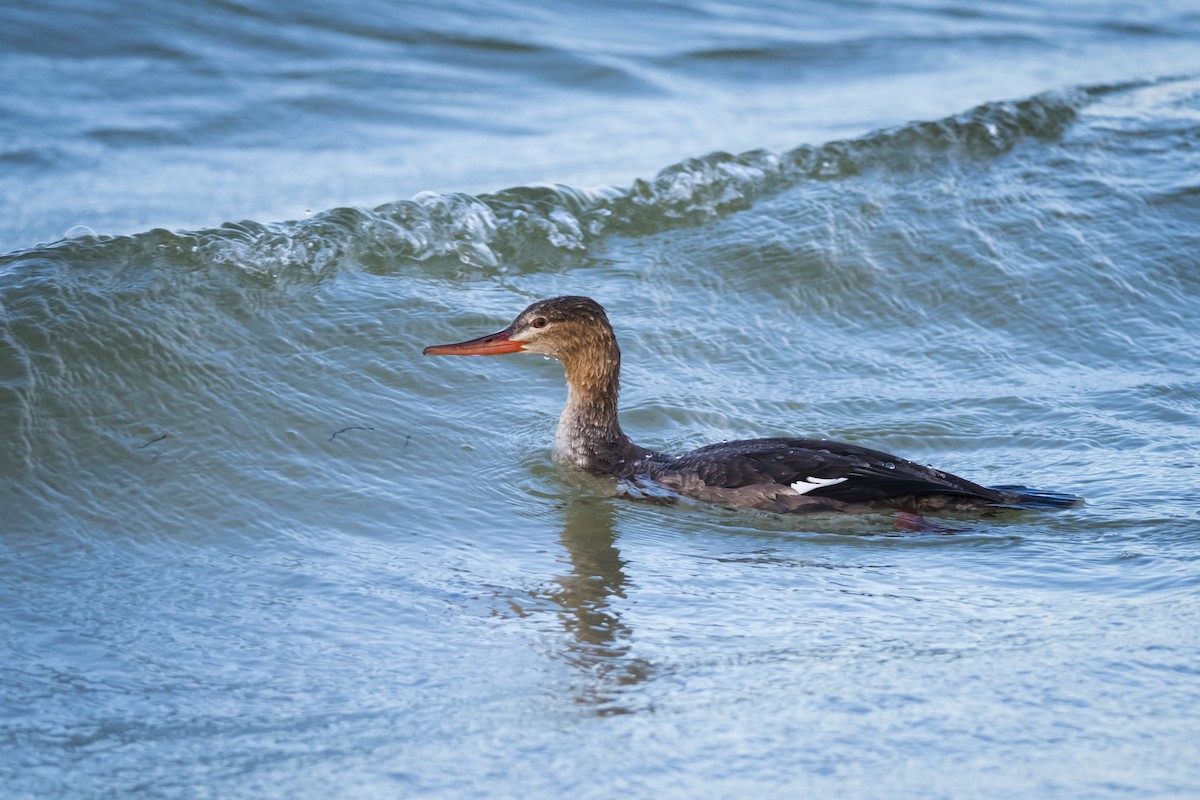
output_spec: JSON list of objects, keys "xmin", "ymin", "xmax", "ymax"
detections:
[{"xmin": 988, "ymin": 485, "xmax": 1083, "ymax": 510}]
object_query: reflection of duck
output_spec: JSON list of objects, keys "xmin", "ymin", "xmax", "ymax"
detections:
[
  {"xmin": 550, "ymin": 498, "xmax": 649, "ymax": 711},
  {"xmin": 425, "ymin": 296, "xmax": 1080, "ymax": 515}
]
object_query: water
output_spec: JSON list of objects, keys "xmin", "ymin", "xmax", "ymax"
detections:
[{"xmin": 3, "ymin": 1, "xmax": 1200, "ymax": 797}]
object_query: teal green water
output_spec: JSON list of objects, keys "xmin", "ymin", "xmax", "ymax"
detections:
[{"xmin": 3, "ymin": 2, "xmax": 1200, "ymax": 797}]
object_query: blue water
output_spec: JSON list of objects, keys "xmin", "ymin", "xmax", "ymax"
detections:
[{"xmin": 3, "ymin": 1, "xmax": 1200, "ymax": 798}]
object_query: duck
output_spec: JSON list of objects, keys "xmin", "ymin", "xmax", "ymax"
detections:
[{"xmin": 423, "ymin": 296, "xmax": 1080, "ymax": 515}]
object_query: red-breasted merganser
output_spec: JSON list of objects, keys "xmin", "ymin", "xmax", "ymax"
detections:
[{"xmin": 423, "ymin": 296, "xmax": 1079, "ymax": 514}]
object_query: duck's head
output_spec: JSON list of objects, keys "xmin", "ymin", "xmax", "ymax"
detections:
[{"xmin": 423, "ymin": 296, "xmax": 614, "ymax": 361}]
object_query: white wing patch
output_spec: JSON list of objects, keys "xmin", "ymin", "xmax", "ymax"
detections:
[{"xmin": 790, "ymin": 476, "xmax": 848, "ymax": 495}]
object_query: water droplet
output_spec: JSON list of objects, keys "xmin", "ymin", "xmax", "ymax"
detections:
[{"xmin": 64, "ymin": 225, "xmax": 97, "ymax": 239}]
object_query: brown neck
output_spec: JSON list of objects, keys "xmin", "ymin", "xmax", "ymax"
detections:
[{"xmin": 554, "ymin": 335, "xmax": 646, "ymax": 473}]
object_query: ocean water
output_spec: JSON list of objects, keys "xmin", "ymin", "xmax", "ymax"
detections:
[{"xmin": 3, "ymin": 1, "xmax": 1200, "ymax": 798}]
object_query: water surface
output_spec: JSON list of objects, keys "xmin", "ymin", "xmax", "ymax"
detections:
[{"xmin": 3, "ymin": 1, "xmax": 1200, "ymax": 797}]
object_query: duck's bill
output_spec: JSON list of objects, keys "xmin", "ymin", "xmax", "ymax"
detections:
[{"xmin": 422, "ymin": 328, "xmax": 526, "ymax": 356}]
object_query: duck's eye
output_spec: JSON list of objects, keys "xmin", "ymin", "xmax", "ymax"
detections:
[{"xmin": 530, "ymin": 317, "xmax": 548, "ymax": 329}]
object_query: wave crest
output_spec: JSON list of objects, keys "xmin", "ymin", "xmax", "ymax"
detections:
[{"xmin": 1, "ymin": 84, "xmax": 1107, "ymax": 281}]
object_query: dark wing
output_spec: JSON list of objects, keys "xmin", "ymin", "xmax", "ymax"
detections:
[{"xmin": 666, "ymin": 437, "xmax": 1002, "ymax": 505}]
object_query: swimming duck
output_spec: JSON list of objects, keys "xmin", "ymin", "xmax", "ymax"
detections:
[{"xmin": 423, "ymin": 296, "xmax": 1078, "ymax": 514}]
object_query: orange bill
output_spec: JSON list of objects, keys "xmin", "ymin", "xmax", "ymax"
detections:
[{"xmin": 422, "ymin": 328, "xmax": 526, "ymax": 356}]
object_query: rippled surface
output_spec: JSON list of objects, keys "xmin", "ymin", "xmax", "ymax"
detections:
[{"xmin": 3, "ymin": 1, "xmax": 1200, "ymax": 798}]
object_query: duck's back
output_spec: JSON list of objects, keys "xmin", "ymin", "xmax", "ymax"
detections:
[{"xmin": 637, "ymin": 437, "xmax": 1009, "ymax": 513}]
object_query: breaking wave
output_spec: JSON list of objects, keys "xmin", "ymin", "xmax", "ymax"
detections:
[{"xmin": 1, "ymin": 82, "xmax": 1124, "ymax": 283}]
